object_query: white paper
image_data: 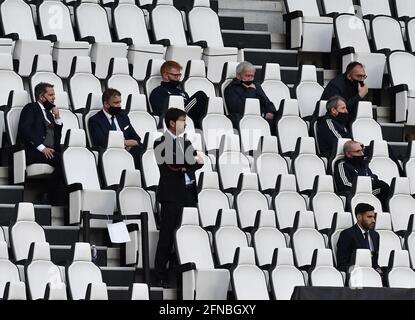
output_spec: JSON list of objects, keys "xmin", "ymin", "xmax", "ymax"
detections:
[{"xmin": 107, "ymin": 221, "xmax": 131, "ymax": 243}]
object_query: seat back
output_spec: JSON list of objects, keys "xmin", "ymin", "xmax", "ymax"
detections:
[
  {"xmin": 0, "ymin": 54, "xmax": 25, "ymax": 107},
  {"xmin": 309, "ymin": 248, "xmax": 344, "ymax": 286},
  {"xmin": 376, "ymin": 212, "xmax": 402, "ymax": 268},
  {"xmin": 261, "ymin": 63, "xmax": 291, "ymax": 111},
  {"xmin": 285, "ymin": 0, "xmax": 320, "ymax": 16},
  {"xmin": 0, "ymin": 241, "xmax": 21, "ymax": 299},
  {"xmin": 335, "ymin": 14, "xmax": 371, "ymax": 53},
  {"xmin": 349, "ymin": 249, "xmax": 383, "ymax": 287},
  {"xmin": 329, "ymin": 211, "xmax": 354, "ymax": 264},
  {"xmin": 359, "ymin": 0, "xmax": 392, "ymax": 16},
  {"xmin": 295, "ymin": 65, "xmax": 324, "ymax": 118},
  {"xmin": 371, "ymin": 16, "xmax": 405, "ymax": 51},
  {"xmin": 389, "ymin": 177, "xmax": 415, "ymax": 233},
  {"xmin": 388, "ymin": 51, "xmax": 415, "ymax": 91},
  {"xmin": 351, "ymin": 102, "xmax": 383, "ymax": 145},
  {"xmin": 349, "ymin": 176, "xmax": 383, "ymax": 214},
  {"xmin": 368, "ymin": 140, "xmax": 400, "ymax": 185},
  {"xmin": 145, "ymin": 59, "xmax": 165, "ymax": 110},
  {"xmin": 322, "ymin": 0, "xmax": 354, "ymax": 14},
  {"xmin": 183, "ymin": 60, "xmax": 216, "ymax": 97},
  {"xmin": 38, "ymin": 0, "xmax": 75, "ymax": 42},
  {"xmin": 387, "ymin": 250, "xmax": 415, "ymax": 288},
  {"xmin": 0, "ymin": 0, "xmax": 37, "ymax": 40},
  {"xmin": 395, "ymin": 0, "xmax": 415, "ymax": 19},
  {"xmin": 76, "ymin": 1, "xmax": 112, "ymax": 42}
]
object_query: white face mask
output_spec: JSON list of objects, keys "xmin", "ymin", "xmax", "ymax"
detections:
[{"xmin": 175, "ymin": 120, "xmax": 186, "ymax": 135}]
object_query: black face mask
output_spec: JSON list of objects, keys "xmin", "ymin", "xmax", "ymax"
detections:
[
  {"xmin": 241, "ymin": 80, "xmax": 254, "ymax": 86},
  {"xmin": 108, "ymin": 106, "xmax": 121, "ymax": 116},
  {"xmin": 336, "ymin": 112, "xmax": 349, "ymax": 124},
  {"xmin": 43, "ymin": 100, "xmax": 55, "ymax": 111},
  {"xmin": 167, "ymin": 80, "xmax": 180, "ymax": 89},
  {"xmin": 350, "ymin": 155, "xmax": 365, "ymax": 166}
]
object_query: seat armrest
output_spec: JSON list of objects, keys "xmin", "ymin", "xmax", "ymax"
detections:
[
  {"xmin": 153, "ymin": 39, "xmax": 171, "ymax": 47},
  {"xmin": 388, "ymin": 84, "xmax": 408, "ymax": 95},
  {"xmin": 283, "ymin": 10, "xmax": 303, "ymax": 21},
  {"xmin": 80, "ymin": 36, "xmax": 95, "ymax": 44}
]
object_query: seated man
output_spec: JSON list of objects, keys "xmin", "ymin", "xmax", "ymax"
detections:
[
  {"xmin": 16, "ymin": 82, "xmax": 63, "ymax": 203},
  {"xmin": 224, "ymin": 61, "xmax": 276, "ymax": 133},
  {"xmin": 89, "ymin": 88, "xmax": 144, "ymax": 169},
  {"xmin": 316, "ymin": 95, "xmax": 352, "ymax": 158},
  {"xmin": 336, "ymin": 203, "xmax": 381, "ymax": 274},
  {"xmin": 149, "ymin": 60, "xmax": 208, "ymax": 129},
  {"xmin": 334, "ymin": 140, "xmax": 390, "ymax": 210}
]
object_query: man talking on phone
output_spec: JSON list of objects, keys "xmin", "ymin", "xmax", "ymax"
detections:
[{"xmin": 321, "ymin": 62, "xmax": 369, "ymax": 122}]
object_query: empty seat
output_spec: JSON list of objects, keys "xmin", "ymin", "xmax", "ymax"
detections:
[
  {"xmin": 376, "ymin": 212, "xmax": 402, "ymax": 268},
  {"xmin": 144, "ymin": 59, "xmax": 165, "ymax": 113},
  {"xmin": 0, "ymin": 241, "xmax": 24, "ymax": 299},
  {"xmin": 334, "ymin": 14, "xmax": 386, "ymax": 89},
  {"xmin": 329, "ymin": 211, "xmax": 354, "ymax": 265},
  {"xmin": 406, "ymin": 18, "xmax": 415, "ymax": 52},
  {"xmin": 387, "ymin": 250, "xmax": 415, "ymax": 288},
  {"xmin": 252, "ymin": 210, "xmax": 287, "ymax": 268},
  {"xmin": 348, "ymin": 176, "xmax": 383, "ymax": 214},
  {"xmin": 295, "ymin": 65, "xmax": 324, "ymax": 119},
  {"xmin": 351, "ymin": 101, "xmax": 383, "ymax": 146},
  {"xmin": 309, "ymin": 248, "xmax": 344, "ymax": 286},
  {"xmin": 359, "ymin": 0, "xmax": 392, "ymax": 16},
  {"xmin": 394, "ymin": 0, "xmax": 415, "ymax": 20},
  {"xmin": 368, "ymin": 140, "xmax": 400, "ymax": 185},
  {"xmin": 0, "ymin": 53, "xmax": 25, "ymax": 107},
  {"xmin": 389, "ymin": 178, "xmax": 415, "ymax": 235},
  {"xmin": 292, "ymin": 137, "xmax": 326, "ymax": 194},
  {"xmin": 269, "ymin": 248, "xmax": 305, "ymax": 300},
  {"xmin": 175, "ymin": 207, "xmax": 230, "ymax": 300},
  {"xmin": 273, "ymin": 174, "xmax": 307, "ymax": 232},
  {"xmin": 183, "ymin": 60, "xmax": 216, "ymax": 98},
  {"xmin": 348, "ymin": 249, "xmax": 382, "ymax": 287},
  {"xmin": 371, "ymin": 16, "xmax": 406, "ymax": 52},
  {"xmin": 404, "ymin": 140, "xmax": 415, "ymax": 194},
  {"xmin": 220, "ymin": 61, "xmax": 238, "ymax": 113},
  {"xmin": 230, "ymin": 247, "xmax": 269, "ymax": 300},
  {"xmin": 129, "ymin": 283, "xmax": 150, "ymax": 300},
  {"xmin": 261, "ymin": 63, "xmax": 291, "ymax": 113},
  {"xmin": 127, "ymin": 94, "xmax": 158, "ymax": 139}
]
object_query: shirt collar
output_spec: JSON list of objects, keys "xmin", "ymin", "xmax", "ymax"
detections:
[
  {"xmin": 103, "ymin": 109, "xmax": 113, "ymax": 121},
  {"xmin": 357, "ymin": 223, "xmax": 368, "ymax": 235},
  {"xmin": 166, "ymin": 129, "xmax": 176, "ymax": 139},
  {"xmin": 37, "ymin": 101, "xmax": 45, "ymax": 111}
]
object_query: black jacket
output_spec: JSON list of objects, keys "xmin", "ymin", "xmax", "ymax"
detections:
[
  {"xmin": 336, "ymin": 224, "xmax": 380, "ymax": 272},
  {"xmin": 149, "ymin": 82, "xmax": 189, "ymax": 116},
  {"xmin": 321, "ymin": 74, "xmax": 364, "ymax": 117},
  {"xmin": 88, "ymin": 110, "xmax": 142, "ymax": 148},
  {"xmin": 317, "ymin": 114, "xmax": 352, "ymax": 158},
  {"xmin": 224, "ymin": 79, "xmax": 276, "ymax": 128},
  {"xmin": 16, "ymin": 102, "xmax": 63, "ymax": 164},
  {"xmin": 154, "ymin": 131, "xmax": 202, "ymax": 204}
]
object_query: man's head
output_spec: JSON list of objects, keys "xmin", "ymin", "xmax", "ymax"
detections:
[
  {"xmin": 355, "ymin": 203, "xmax": 376, "ymax": 231},
  {"xmin": 160, "ymin": 60, "xmax": 182, "ymax": 86},
  {"xmin": 343, "ymin": 140, "xmax": 364, "ymax": 159},
  {"xmin": 326, "ymin": 95, "xmax": 348, "ymax": 119},
  {"xmin": 35, "ymin": 82, "xmax": 55, "ymax": 110},
  {"xmin": 102, "ymin": 88, "xmax": 121, "ymax": 116},
  {"xmin": 164, "ymin": 108, "xmax": 187, "ymax": 135},
  {"xmin": 345, "ymin": 62, "xmax": 366, "ymax": 83},
  {"xmin": 235, "ymin": 61, "xmax": 256, "ymax": 85}
]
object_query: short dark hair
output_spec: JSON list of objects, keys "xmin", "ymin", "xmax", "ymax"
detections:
[
  {"xmin": 102, "ymin": 88, "xmax": 121, "ymax": 104},
  {"xmin": 164, "ymin": 108, "xmax": 187, "ymax": 128},
  {"xmin": 326, "ymin": 95, "xmax": 346, "ymax": 113},
  {"xmin": 355, "ymin": 203, "xmax": 375, "ymax": 217},
  {"xmin": 35, "ymin": 82, "xmax": 54, "ymax": 100},
  {"xmin": 345, "ymin": 62, "xmax": 364, "ymax": 75}
]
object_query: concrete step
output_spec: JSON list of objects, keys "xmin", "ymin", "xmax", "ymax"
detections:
[
  {"xmin": 222, "ymin": 29, "xmax": 271, "ymax": 49},
  {"xmin": 244, "ymin": 48, "xmax": 298, "ymax": 68},
  {"xmin": 0, "ymin": 185, "xmax": 24, "ymax": 205}
]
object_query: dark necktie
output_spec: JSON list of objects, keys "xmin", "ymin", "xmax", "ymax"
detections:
[
  {"xmin": 110, "ymin": 115, "xmax": 116, "ymax": 131},
  {"xmin": 363, "ymin": 231, "xmax": 371, "ymax": 251}
]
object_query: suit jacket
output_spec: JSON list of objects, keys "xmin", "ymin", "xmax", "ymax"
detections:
[
  {"xmin": 336, "ymin": 224, "xmax": 380, "ymax": 272},
  {"xmin": 154, "ymin": 131, "xmax": 203, "ymax": 204},
  {"xmin": 16, "ymin": 102, "xmax": 63, "ymax": 163},
  {"xmin": 88, "ymin": 110, "xmax": 141, "ymax": 148}
]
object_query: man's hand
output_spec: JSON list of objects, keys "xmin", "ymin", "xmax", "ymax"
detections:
[
  {"xmin": 358, "ymin": 84, "xmax": 369, "ymax": 98},
  {"xmin": 265, "ymin": 112, "xmax": 274, "ymax": 120},
  {"xmin": 194, "ymin": 151, "xmax": 204, "ymax": 165},
  {"xmin": 42, "ymin": 147, "xmax": 55, "ymax": 159},
  {"xmin": 51, "ymin": 107, "xmax": 60, "ymax": 120},
  {"xmin": 125, "ymin": 139, "xmax": 138, "ymax": 151}
]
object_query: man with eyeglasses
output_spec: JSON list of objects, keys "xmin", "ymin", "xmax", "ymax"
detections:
[
  {"xmin": 334, "ymin": 140, "xmax": 390, "ymax": 211},
  {"xmin": 321, "ymin": 62, "xmax": 369, "ymax": 121},
  {"xmin": 150, "ymin": 60, "xmax": 208, "ymax": 128}
]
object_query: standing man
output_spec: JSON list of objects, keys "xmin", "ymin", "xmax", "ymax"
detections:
[
  {"xmin": 316, "ymin": 95, "xmax": 352, "ymax": 158},
  {"xmin": 336, "ymin": 203, "xmax": 381, "ymax": 274},
  {"xmin": 150, "ymin": 60, "xmax": 208, "ymax": 128},
  {"xmin": 89, "ymin": 88, "xmax": 143, "ymax": 169},
  {"xmin": 321, "ymin": 61, "xmax": 369, "ymax": 120},
  {"xmin": 17, "ymin": 82, "xmax": 63, "ymax": 203},
  {"xmin": 153, "ymin": 108, "xmax": 204, "ymax": 287},
  {"xmin": 224, "ymin": 61, "xmax": 276, "ymax": 132}
]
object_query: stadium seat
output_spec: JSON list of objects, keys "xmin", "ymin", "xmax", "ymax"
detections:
[
  {"xmin": 348, "ymin": 176, "xmax": 383, "ymax": 214},
  {"xmin": 308, "ymin": 248, "xmax": 344, "ymax": 286},
  {"xmin": 0, "ymin": 241, "xmax": 24, "ymax": 299},
  {"xmin": 367, "ymin": 140, "xmax": 400, "ymax": 185},
  {"xmin": 144, "ymin": 59, "xmax": 165, "ymax": 113},
  {"xmin": 348, "ymin": 249, "xmax": 382, "ymax": 287},
  {"xmin": 141, "ymin": 132, "xmax": 163, "ymax": 199},
  {"xmin": 376, "ymin": 212, "xmax": 402, "ymax": 268},
  {"xmin": 230, "ymin": 247, "xmax": 269, "ymax": 300},
  {"xmin": 351, "ymin": 101, "xmax": 383, "ymax": 146},
  {"xmin": 394, "ymin": 0, "xmax": 415, "ymax": 21},
  {"xmin": 386, "ymin": 250, "xmax": 415, "ymax": 288},
  {"xmin": 389, "ymin": 177, "xmax": 415, "ymax": 235},
  {"xmin": 260, "ymin": 63, "xmax": 291, "ymax": 113},
  {"xmin": 404, "ymin": 140, "xmax": 415, "ymax": 194},
  {"xmin": 183, "ymin": 60, "xmax": 216, "ymax": 98},
  {"xmin": 0, "ymin": 53, "xmax": 25, "ymax": 107},
  {"xmin": 321, "ymin": 0, "xmax": 355, "ymax": 15},
  {"xmin": 405, "ymin": 214, "xmax": 415, "ymax": 268},
  {"xmin": 329, "ymin": 211, "xmax": 354, "ymax": 265},
  {"xmin": 2, "ymin": 279, "xmax": 26, "ymax": 300},
  {"xmin": 129, "ymin": 283, "xmax": 150, "ymax": 300},
  {"xmin": 220, "ymin": 61, "xmax": 238, "ymax": 114},
  {"xmin": 295, "ymin": 65, "xmax": 324, "ymax": 119},
  {"xmin": 371, "ymin": 16, "xmax": 406, "ymax": 52},
  {"xmin": 126, "ymin": 94, "xmax": 158, "ymax": 140},
  {"xmin": 85, "ymin": 282, "xmax": 108, "ymax": 300},
  {"xmin": 359, "ymin": 0, "xmax": 392, "ymax": 17}
]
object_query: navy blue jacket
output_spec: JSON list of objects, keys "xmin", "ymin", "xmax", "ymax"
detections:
[
  {"xmin": 149, "ymin": 82, "xmax": 189, "ymax": 116},
  {"xmin": 16, "ymin": 102, "xmax": 63, "ymax": 163},
  {"xmin": 88, "ymin": 110, "xmax": 141, "ymax": 148},
  {"xmin": 336, "ymin": 224, "xmax": 380, "ymax": 272},
  {"xmin": 317, "ymin": 114, "xmax": 352, "ymax": 158}
]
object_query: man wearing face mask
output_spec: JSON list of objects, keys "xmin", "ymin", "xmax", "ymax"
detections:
[
  {"xmin": 88, "ymin": 88, "xmax": 143, "ymax": 169},
  {"xmin": 153, "ymin": 108, "xmax": 204, "ymax": 287},
  {"xmin": 224, "ymin": 61, "xmax": 276, "ymax": 132},
  {"xmin": 149, "ymin": 60, "xmax": 208, "ymax": 128},
  {"xmin": 334, "ymin": 140, "xmax": 390, "ymax": 211},
  {"xmin": 321, "ymin": 61, "xmax": 369, "ymax": 121},
  {"xmin": 316, "ymin": 95, "xmax": 352, "ymax": 158},
  {"xmin": 17, "ymin": 82, "xmax": 63, "ymax": 203}
]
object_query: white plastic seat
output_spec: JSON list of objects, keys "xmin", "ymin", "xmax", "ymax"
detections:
[
  {"xmin": 175, "ymin": 207, "xmax": 230, "ymax": 300},
  {"xmin": 150, "ymin": 0, "xmax": 202, "ymax": 74},
  {"xmin": 351, "ymin": 101, "xmax": 383, "ymax": 146},
  {"xmin": 349, "ymin": 249, "xmax": 382, "ymax": 287},
  {"xmin": 261, "ymin": 63, "xmax": 291, "ymax": 113},
  {"xmin": 0, "ymin": 0, "xmax": 52, "ymax": 77},
  {"xmin": 75, "ymin": 0, "xmax": 127, "ymax": 79},
  {"xmin": 389, "ymin": 178, "xmax": 415, "ymax": 234},
  {"xmin": 273, "ymin": 174, "xmax": 307, "ymax": 232},
  {"xmin": 368, "ymin": 140, "xmax": 400, "ymax": 185},
  {"xmin": 62, "ymin": 129, "xmax": 116, "ymax": 226},
  {"xmin": 334, "ymin": 14, "xmax": 386, "ymax": 89},
  {"xmin": 292, "ymin": 137, "xmax": 326, "ymax": 194},
  {"xmin": 0, "ymin": 241, "xmax": 23, "ymax": 299},
  {"xmin": 37, "ymin": 0, "xmax": 89, "ymax": 78},
  {"xmin": 371, "ymin": 16, "xmax": 406, "ymax": 52},
  {"xmin": 328, "ymin": 137, "xmax": 351, "ymax": 174},
  {"xmin": 230, "ymin": 247, "xmax": 269, "ymax": 300},
  {"xmin": 329, "ymin": 211, "xmax": 354, "ymax": 266},
  {"xmin": 66, "ymin": 242, "xmax": 105, "ymax": 300},
  {"xmin": 144, "ymin": 59, "xmax": 165, "ymax": 113},
  {"xmin": 9, "ymin": 202, "xmax": 46, "ymax": 262},
  {"xmin": 53, "ymin": 92, "xmax": 80, "ymax": 145},
  {"xmin": 291, "ymin": 211, "xmax": 326, "ymax": 269},
  {"xmin": 283, "ymin": 0, "xmax": 334, "ymax": 52},
  {"xmin": 254, "ymin": 136, "xmax": 289, "ymax": 194},
  {"xmin": 310, "ymin": 175, "xmax": 345, "ymax": 232},
  {"xmin": 309, "ymin": 248, "xmax": 344, "ymax": 286},
  {"xmin": 404, "ymin": 141, "xmax": 415, "ymax": 194},
  {"xmin": 322, "ymin": 0, "xmax": 354, "ymax": 15},
  {"xmin": 394, "ymin": 0, "xmax": 415, "ymax": 20},
  {"xmin": 0, "ymin": 53, "xmax": 25, "ymax": 107},
  {"xmin": 295, "ymin": 65, "xmax": 324, "ymax": 119},
  {"xmin": 25, "ymin": 242, "xmax": 66, "ymax": 300},
  {"xmin": 141, "ymin": 132, "xmax": 163, "ymax": 193},
  {"xmin": 387, "ymin": 250, "xmax": 415, "ymax": 288},
  {"xmin": 376, "ymin": 212, "xmax": 402, "ymax": 268},
  {"xmin": 127, "ymin": 94, "xmax": 158, "ymax": 139},
  {"xmin": 183, "ymin": 60, "xmax": 216, "ymax": 98},
  {"xmin": 112, "ymin": 0, "xmax": 165, "ymax": 81},
  {"xmin": 269, "ymin": 248, "xmax": 305, "ymax": 300},
  {"xmin": 349, "ymin": 176, "xmax": 383, "ymax": 215},
  {"xmin": 220, "ymin": 61, "xmax": 239, "ymax": 114},
  {"xmin": 407, "ymin": 18, "xmax": 415, "ymax": 53},
  {"xmin": 129, "ymin": 283, "xmax": 150, "ymax": 300},
  {"xmin": 359, "ymin": 0, "xmax": 392, "ymax": 16},
  {"xmin": 83, "ymin": 93, "xmax": 104, "ymax": 147}
]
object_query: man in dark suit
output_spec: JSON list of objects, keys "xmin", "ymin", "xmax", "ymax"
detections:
[
  {"xmin": 17, "ymin": 82, "xmax": 63, "ymax": 203},
  {"xmin": 153, "ymin": 108, "xmax": 204, "ymax": 287},
  {"xmin": 88, "ymin": 88, "xmax": 144, "ymax": 169},
  {"xmin": 336, "ymin": 203, "xmax": 381, "ymax": 274}
]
